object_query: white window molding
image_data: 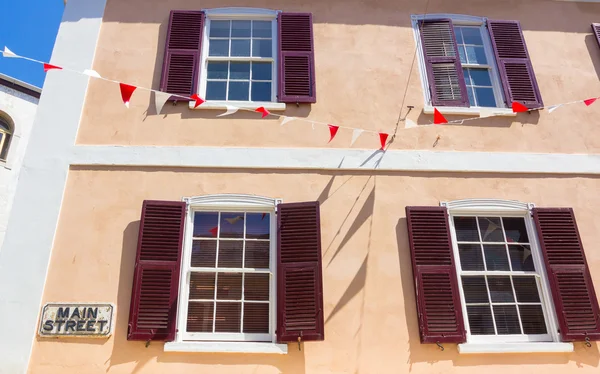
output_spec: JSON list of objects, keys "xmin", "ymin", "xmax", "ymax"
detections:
[
  {"xmin": 423, "ymin": 106, "xmax": 515, "ymax": 117},
  {"xmin": 189, "ymin": 100, "xmax": 286, "ymax": 111},
  {"xmin": 458, "ymin": 342, "xmax": 573, "ymax": 354},
  {"xmin": 164, "ymin": 341, "xmax": 288, "ymax": 354}
]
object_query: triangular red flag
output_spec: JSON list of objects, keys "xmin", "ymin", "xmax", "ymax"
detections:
[
  {"xmin": 190, "ymin": 94, "xmax": 204, "ymax": 108},
  {"xmin": 512, "ymin": 102, "xmax": 529, "ymax": 113},
  {"xmin": 379, "ymin": 133, "xmax": 389, "ymax": 150},
  {"xmin": 584, "ymin": 98, "xmax": 598, "ymax": 107},
  {"xmin": 119, "ymin": 83, "xmax": 137, "ymax": 108},
  {"xmin": 328, "ymin": 125, "xmax": 339, "ymax": 143},
  {"xmin": 209, "ymin": 226, "xmax": 218, "ymax": 237},
  {"xmin": 433, "ymin": 108, "xmax": 448, "ymax": 124},
  {"xmin": 43, "ymin": 63, "xmax": 62, "ymax": 72},
  {"xmin": 255, "ymin": 106, "xmax": 270, "ymax": 118}
]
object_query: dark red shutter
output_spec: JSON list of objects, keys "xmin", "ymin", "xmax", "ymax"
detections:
[
  {"xmin": 419, "ymin": 19, "xmax": 469, "ymax": 107},
  {"xmin": 593, "ymin": 24, "xmax": 600, "ymax": 48},
  {"xmin": 127, "ymin": 200, "xmax": 186, "ymax": 341},
  {"xmin": 487, "ymin": 20, "xmax": 543, "ymax": 109},
  {"xmin": 159, "ymin": 11, "xmax": 204, "ymax": 100},
  {"xmin": 405, "ymin": 206, "xmax": 466, "ymax": 343},
  {"xmin": 533, "ymin": 208, "xmax": 600, "ymax": 341},
  {"xmin": 276, "ymin": 201, "xmax": 324, "ymax": 342},
  {"xmin": 277, "ymin": 13, "xmax": 316, "ymax": 103}
]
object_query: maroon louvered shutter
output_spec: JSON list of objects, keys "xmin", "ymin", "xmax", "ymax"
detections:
[
  {"xmin": 593, "ymin": 24, "xmax": 600, "ymax": 48},
  {"xmin": 127, "ymin": 200, "xmax": 186, "ymax": 341},
  {"xmin": 487, "ymin": 20, "xmax": 543, "ymax": 109},
  {"xmin": 278, "ymin": 13, "xmax": 316, "ymax": 103},
  {"xmin": 276, "ymin": 201, "xmax": 324, "ymax": 342},
  {"xmin": 159, "ymin": 11, "xmax": 204, "ymax": 100},
  {"xmin": 419, "ymin": 19, "xmax": 469, "ymax": 107},
  {"xmin": 405, "ymin": 206, "xmax": 466, "ymax": 343},
  {"xmin": 533, "ymin": 208, "xmax": 600, "ymax": 341}
]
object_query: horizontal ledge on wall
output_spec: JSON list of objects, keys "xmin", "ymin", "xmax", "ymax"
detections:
[
  {"xmin": 423, "ymin": 106, "xmax": 516, "ymax": 117},
  {"xmin": 164, "ymin": 341, "xmax": 288, "ymax": 354},
  {"xmin": 458, "ymin": 342, "xmax": 574, "ymax": 354},
  {"xmin": 189, "ymin": 101, "xmax": 286, "ymax": 111}
]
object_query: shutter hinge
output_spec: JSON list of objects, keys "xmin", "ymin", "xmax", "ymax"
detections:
[
  {"xmin": 585, "ymin": 335, "xmax": 592, "ymax": 348},
  {"xmin": 436, "ymin": 341, "xmax": 444, "ymax": 351},
  {"xmin": 297, "ymin": 331, "xmax": 303, "ymax": 351}
]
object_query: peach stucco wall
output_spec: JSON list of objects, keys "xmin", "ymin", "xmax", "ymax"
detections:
[{"xmin": 28, "ymin": 167, "xmax": 600, "ymax": 373}]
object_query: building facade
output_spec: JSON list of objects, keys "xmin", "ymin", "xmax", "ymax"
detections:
[{"xmin": 1, "ymin": 0, "xmax": 600, "ymax": 373}]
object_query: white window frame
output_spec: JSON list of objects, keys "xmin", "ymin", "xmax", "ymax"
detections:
[
  {"xmin": 196, "ymin": 7, "xmax": 286, "ymax": 111},
  {"xmin": 441, "ymin": 199, "xmax": 562, "ymax": 346},
  {"xmin": 411, "ymin": 14, "xmax": 515, "ymax": 117}
]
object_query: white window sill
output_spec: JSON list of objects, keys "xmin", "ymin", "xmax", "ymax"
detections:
[
  {"xmin": 458, "ymin": 342, "xmax": 574, "ymax": 354},
  {"xmin": 424, "ymin": 105, "xmax": 516, "ymax": 117},
  {"xmin": 164, "ymin": 341, "xmax": 288, "ymax": 354},
  {"xmin": 189, "ymin": 101, "xmax": 286, "ymax": 111}
]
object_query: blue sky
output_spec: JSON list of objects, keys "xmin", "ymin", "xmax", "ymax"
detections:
[{"xmin": 0, "ymin": 1, "xmax": 64, "ymax": 88}]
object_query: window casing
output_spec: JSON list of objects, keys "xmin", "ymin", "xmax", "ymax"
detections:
[{"xmin": 0, "ymin": 118, "xmax": 13, "ymax": 161}]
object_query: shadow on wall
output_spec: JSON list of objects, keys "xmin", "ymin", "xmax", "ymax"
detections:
[
  {"xmin": 586, "ymin": 34, "xmax": 600, "ymax": 81},
  {"xmin": 395, "ymin": 219, "xmax": 600, "ymax": 371}
]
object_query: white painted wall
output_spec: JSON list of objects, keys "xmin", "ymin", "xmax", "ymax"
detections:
[{"xmin": 0, "ymin": 85, "xmax": 39, "ymax": 252}]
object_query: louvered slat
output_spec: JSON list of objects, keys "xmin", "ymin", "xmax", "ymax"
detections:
[
  {"xmin": 277, "ymin": 201, "xmax": 324, "ymax": 342},
  {"xmin": 406, "ymin": 206, "xmax": 466, "ymax": 343},
  {"xmin": 533, "ymin": 208, "xmax": 600, "ymax": 341},
  {"xmin": 592, "ymin": 24, "xmax": 600, "ymax": 48}
]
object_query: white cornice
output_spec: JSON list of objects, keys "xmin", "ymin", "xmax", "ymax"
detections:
[
  {"xmin": 441, "ymin": 199, "xmax": 533, "ymax": 213},
  {"xmin": 183, "ymin": 194, "xmax": 281, "ymax": 208}
]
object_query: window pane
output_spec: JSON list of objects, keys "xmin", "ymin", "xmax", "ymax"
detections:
[
  {"xmin": 462, "ymin": 276, "xmax": 489, "ymax": 303},
  {"xmin": 215, "ymin": 302, "xmax": 241, "ymax": 332},
  {"xmin": 462, "ymin": 27, "xmax": 483, "ymax": 45},
  {"xmin": 458, "ymin": 244, "xmax": 484, "ymax": 271},
  {"xmin": 217, "ymin": 241, "xmax": 243, "ymax": 268},
  {"xmin": 253, "ymin": 20, "xmax": 272, "ymax": 37},
  {"xmin": 216, "ymin": 273, "xmax": 242, "ymax": 300},
  {"xmin": 487, "ymin": 276, "xmax": 515, "ymax": 302},
  {"xmin": 493, "ymin": 305, "xmax": 521, "ymax": 334},
  {"xmin": 210, "ymin": 20, "xmax": 230, "ymax": 37},
  {"xmin": 244, "ymin": 273, "xmax": 270, "ymax": 301},
  {"xmin": 453, "ymin": 27, "xmax": 463, "ymax": 44},
  {"xmin": 467, "ymin": 87, "xmax": 475, "ymax": 106},
  {"xmin": 466, "ymin": 45, "xmax": 487, "ymax": 64},
  {"xmin": 503, "ymin": 217, "xmax": 529, "ymax": 243},
  {"xmin": 207, "ymin": 61, "xmax": 228, "ymax": 79},
  {"xmin": 467, "ymin": 305, "xmax": 495, "ymax": 335},
  {"xmin": 484, "ymin": 244, "xmax": 510, "ymax": 271},
  {"xmin": 219, "ymin": 212, "xmax": 244, "ymax": 238},
  {"xmin": 231, "ymin": 39, "xmax": 251, "ymax": 57},
  {"xmin": 189, "ymin": 273, "xmax": 215, "ymax": 299},
  {"xmin": 520, "ymin": 305, "xmax": 547, "ymax": 334},
  {"xmin": 475, "ymin": 87, "xmax": 496, "ymax": 107},
  {"xmin": 187, "ymin": 302, "xmax": 214, "ymax": 332},
  {"xmin": 252, "ymin": 82, "xmax": 272, "ymax": 102},
  {"xmin": 246, "ymin": 213, "xmax": 270, "ymax": 239},
  {"xmin": 513, "ymin": 276, "xmax": 541, "ymax": 302},
  {"xmin": 462, "ymin": 68, "xmax": 472, "ymax": 85},
  {"xmin": 509, "ymin": 245, "xmax": 535, "ymax": 271},
  {"xmin": 230, "ymin": 62, "xmax": 250, "ymax": 80},
  {"xmin": 252, "ymin": 62, "xmax": 272, "ymax": 80},
  {"xmin": 245, "ymin": 241, "xmax": 270, "ymax": 268},
  {"xmin": 458, "ymin": 45, "xmax": 467, "ymax": 64},
  {"xmin": 209, "ymin": 39, "xmax": 229, "ymax": 56},
  {"xmin": 231, "ymin": 20, "xmax": 251, "ymax": 37},
  {"xmin": 252, "ymin": 39, "xmax": 272, "ymax": 57},
  {"xmin": 454, "ymin": 217, "xmax": 479, "ymax": 241},
  {"xmin": 469, "ymin": 69, "xmax": 492, "ymax": 86},
  {"xmin": 228, "ymin": 81, "xmax": 250, "ymax": 101},
  {"xmin": 206, "ymin": 81, "xmax": 227, "ymax": 100},
  {"xmin": 191, "ymin": 240, "xmax": 217, "ymax": 267},
  {"xmin": 243, "ymin": 303, "xmax": 269, "ymax": 333},
  {"xmin": 194, "ymin": 212, "xmax": 219, "ymax": 237},
  {"xmin": 478, "ymin": 217, "xmax": 503, "ymax": 242}
]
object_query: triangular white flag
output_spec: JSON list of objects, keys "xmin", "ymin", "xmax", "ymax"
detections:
[
  {"xmin": 83, "ymin": 69, "xmax": 102, "ymax": 78},
  {"xmin": 217, "ymin": 105, "xmax": 239, "ymax": 117},
  {"xmin": 547, "ymin": 104, "xmax": 562, "ymax": 113},
  {"xmin": 404, "ymin": 119, "xmax": 418, "ymax": 129},
  {"xmin": 154, "ymin": 91, "xmax": 172, "ymax": 114},
  {"xmin": 350, "ymin": 129, "xmax": 364, "ymax": 146},
  {"xmin": 479, "ymin": 108, "xmax": 496, "ymax": 118},
  {"xmin": 2, "ymin": 47, "xmax": 18, "ymax": 58},
  {"xmin": 280, "ymin": 116, "xmax": 295, "ymax": 126}
]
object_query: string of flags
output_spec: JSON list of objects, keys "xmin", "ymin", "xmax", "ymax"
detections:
[{"xmin": 3, "ymin": 46, "xmax": 598, "ymax": 150}]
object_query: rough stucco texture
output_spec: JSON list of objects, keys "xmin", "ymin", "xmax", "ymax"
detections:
[{"xmin": 28, "ymin": 168, "xmax": 600, "ymax": 373}]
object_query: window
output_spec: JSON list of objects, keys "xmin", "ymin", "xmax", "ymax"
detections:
[{"xmin": 0, "ymin": 117, "xmax": 12, "ymax": 161}]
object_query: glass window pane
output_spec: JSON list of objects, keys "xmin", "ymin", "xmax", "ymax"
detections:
[
  {"xmin": 467, "ymin": 305, "xmax": 495, "ymax": 335},
  {"xmin": 206, "ymin": 81, "xmax": 227, "ymax": 100},
  {"xmin": 454, "ymin": 217, "xmax": 479, "ymax": 241},
  {"xmin": 228, "ymin": 81, "xmax": 250, "ymax": 101},
  {"xmin": 245, "ymin": 241, "xmax": 270, "ymax": 268},
  {"xmin": 520, "ymin": 305, "xmax": 547, "ymax": 334},
  {"xmin": 453, "ymin": 27, "xmax": 463, "ymax": 44},
  {"xmin": 253, "ymin": 20, "xmax": 272, "ymax": 37},
  {"xmin": 244, "ymin": 273, "xmax": 269, "ymax": 301},
  {"xmin": 243, "ymin": 303, "xmax": 269, "ymax": 333},
  {"xmin": 231, "ymin": 20, "xmax": 251, "ymax": 37},
  {"xmin": 217, "ymin": 241, "xmax": 243, "ymax": 268},
  {"xmin": 216, "ymin": 273, "xmax": 242, "ymax": 300},
  {"xmin": 189, "ymin": 273, "xmax": 215, "ymax": 299},
  {"xmin": 187, "ymin": 302, "xmax": 214, "ymax": 332},
  {"xmin": 478, "ymin": 217, "xmax": 504, "ymax": 242},
  {"xmin": 252, "ymin": 39, "xmax": 272, "ymax": 57},
  {"xmin": 210, "ymin": 20, "xmax": 230, "ymax": 37},
  {"xmin": 466, "ymin": 45, "xmax": 487, "ymax": 64},
  {"xmin": 458, "ymin": 45, "xmax": 467, "ymax": 64},
  {"xmin": 484, "ymin": 244, "xmax": 510, "ymax": 271},
  {"xmin": 231, "ymin": 39, "xmax": 251, "ymax": 57},
  {"xmin": 220, "ymin": 212, "xmax": 244, "ymax": 238},
  {"xmin": 462, "ymin": 276, "xmax": 489, "ymax": 304},
  {"xmin": 462, "ymin": 27, "xmax": 483, "ymax": 45},
  {"xmin": 194, "ymin": 212, "xmax": 219, "ymax": 237},
  {"xmin": 475, "ymin": 87, "xmax": 496, "ymax": 107},
  {"xmin": 488, "ymin": 276, "xmax": 515, "ymax": 302},
  {"xmin": 469, "ymin": 69, "xmax": 492, "ymax": 86},
  {"xmin": 191, "ymin": 240, "xmax": 217, "ymax": 267},
  {"xmin": 246, "ymin": 213, "xmax": 270, "ymax": 239},
  {"xmin": 467, "ymin": 87, "xmax": 475, "ymax": 106},
  {"xmin": 207, "ymin": 61, "xmax": 228, "ymax": 79},
  {"xmin": 462, "ymin": 68, "xmax": 472, "ymax": 85},
  {"xmin": 252, "ymin": 62, "xmax": 272, "ymax": 80},
  {"xmin": 513, "ymin": 276, "xmax": 541, "ymax": 302},
  {"xmin": 209, "ymin": 39, "xmax": 229, "ymax": 56},
  {"xmin": 509, "ymin": 245, "xmax": 535, "ymax": 271},
  {"xmin": 229, "ymin": 62, "xmax": 250, "ymax": 80},
  {"xmin": 215, "ymin": 302, "xmax": 241, "ymax": 332},
  {"xmin": 503, "ymin": 217, "xmax": 529, "ymax": 243},
  {"xmin": 252, "ymin": 82, "xmax": 272, "ymax": 102},
  {"xmin": 458, "ymin": 244, "xmax": 484, "ymax": 271},
  {"xmin": 493, "ymin": 305, "xmax": 521, "ymax": 334}
]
